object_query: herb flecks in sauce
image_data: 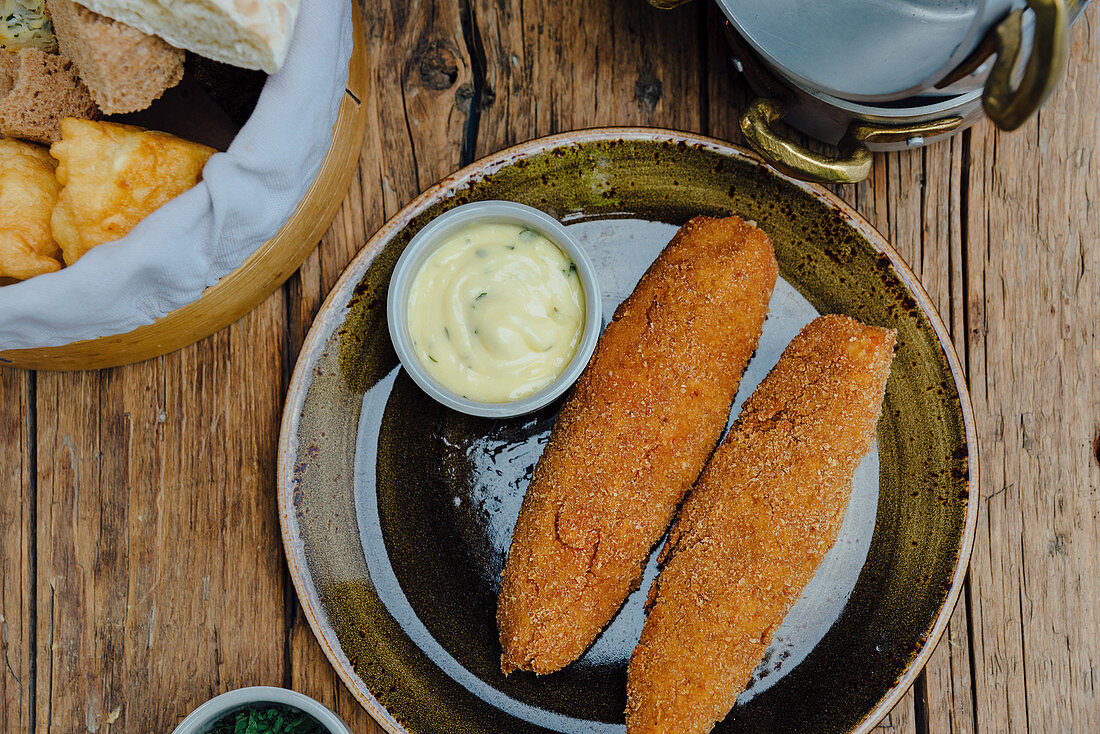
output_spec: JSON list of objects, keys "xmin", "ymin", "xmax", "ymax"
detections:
[{"xmin": 405, "ymin": 221, "xmax": 585, "ymax": 403}]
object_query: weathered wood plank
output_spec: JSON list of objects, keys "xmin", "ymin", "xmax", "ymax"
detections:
[
  {"xmin": 33, "ymin": 293, "xmax": 289, "ymax": 732},
  {"xmin": 161, "ymin": 304, "xmax": 290, "ymax": 715},
  {"xmin": 0, "ymin": 370, "xmax": 32, "ymax": 732},
  {"xmin": 473, "ymin": 0, "xmax": 704, "ymax": 156},
  {"xmin": 966, "ymin": 4, "xmax": 1100, "ymax": 731},
  {"xmin": 35, "ymin": 367, "xmax": 125, "ymax": 733},
  {"xmin": 373, "ymin": 0, "xmax": 473, "ymax": 192},
  {"xmin": 919, "ymin": 137, "xmax": 977, "ymax": 734},
  {"xmin": 702, "ymin": 3, "xmax": 751, "ymax": 147}
]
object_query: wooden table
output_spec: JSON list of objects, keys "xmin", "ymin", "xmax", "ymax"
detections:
[{"xmin": 2, "ymin": 1, "xmax": 1098, "ymax": 731}]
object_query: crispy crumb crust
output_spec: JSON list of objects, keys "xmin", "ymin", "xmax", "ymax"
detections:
[
  {"xmin": 625, "ymin": 314, "xmax": 896, "ymax": 734},
  {"xmin": 497, "ymin": 215, "xmax": 778, "ymax": 675}
]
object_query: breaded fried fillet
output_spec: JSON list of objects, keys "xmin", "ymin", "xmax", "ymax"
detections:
[
  {"xmin": 497, "ymin": 215, "xmax": 778, "ymax": 675},
  {"xmin": 626, "ymin": 314, "xmax": 895, "ymax": 734}
]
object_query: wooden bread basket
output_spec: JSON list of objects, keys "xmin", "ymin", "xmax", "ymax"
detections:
[{"xmin": 0, "ymin": 2, "xmax": 368, "ymax": 371}]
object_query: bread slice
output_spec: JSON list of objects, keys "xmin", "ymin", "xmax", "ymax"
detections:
[
  {"xmin": 46, "ymin": 0, "xmax": 183, "ymax": 114},
  {"xmin": 0, "ymin": 47, "xmax": 98, "ymax": 143},
  {"xmin": 68, "ymin": 0, "xmax": 298, "ymax": 73}
]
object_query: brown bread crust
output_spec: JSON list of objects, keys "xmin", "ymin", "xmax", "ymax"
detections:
[
  {"xmin": 0, "ymin": 48, "xmax": 98, "ymax": 143},
  {"xmin": 47, "ymin": 0, "xmax": 183, "ymax": 114}
]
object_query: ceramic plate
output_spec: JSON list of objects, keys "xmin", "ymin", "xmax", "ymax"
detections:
[{"xmin": 278, "ymin": 129, "xmax": 978, "ymax": 734}]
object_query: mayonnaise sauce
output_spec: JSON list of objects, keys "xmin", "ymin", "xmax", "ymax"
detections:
[{"xmin": 406, "ymin": 222, "xmax": 585, "ymax": 402}]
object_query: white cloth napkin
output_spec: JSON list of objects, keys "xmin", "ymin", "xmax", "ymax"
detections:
[{"xmin": 0, "ymin": 0, "xmax": 352, "ymax": 350}]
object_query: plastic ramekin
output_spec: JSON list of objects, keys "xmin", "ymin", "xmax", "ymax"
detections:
[{"xmin": 386, "ymin": 200, "xmax": 602, "ymax": 418}]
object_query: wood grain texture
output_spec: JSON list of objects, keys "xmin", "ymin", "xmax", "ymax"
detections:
[
  {"xmin": 2, "ymin": 0, "xmax": 1099, "ymax": 732},
  {"xmin": 965, "ymin": 6, "xmax": 1100, "ymax": 731},
  {"xmin": 473, "ymin": 0, "xmax": 704, "ymax": 154},
  {"xmin": 31, "ymin": 295, "xmax": 290, "ymax": 732},
  {"xmin": 0, "ymin": 371, "xmax": 32, "ymax": 731}
]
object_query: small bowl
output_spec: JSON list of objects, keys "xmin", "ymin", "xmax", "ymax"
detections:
[
  {"xmin": 387, "ymin": 200, "xmax": 601, "ymax": 418},
  {"xmin": 170, "ymin": 686, "xmax": 353, "ymax": 734}
]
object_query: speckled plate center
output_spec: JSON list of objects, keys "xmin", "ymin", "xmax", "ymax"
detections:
[{"xmin": 278, "ymin": 129, "xmax": 978, "ymax": 734}]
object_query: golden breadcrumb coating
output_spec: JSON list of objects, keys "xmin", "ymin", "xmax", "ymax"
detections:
[
  {"xmin": 0, "ymin": 136, "xmax": 61, "ymax": 280},
  {"xmin": 50, "ymin": 118, "xmax": 214, "ymax": 265},
  {"xmin": 626, "ymin": 314, "xmax": 896, "ymax": 734},
  {"xmin": 497, "ymin": 215, "xmax": 778, "ymax": 675}
]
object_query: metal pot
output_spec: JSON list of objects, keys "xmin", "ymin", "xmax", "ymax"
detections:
[
  {"xmin": 652, "ymin": 0, "xmax": 1087, "ymax": 183},
  {"xmin": 714, "ymin": 0, "xmax": 1020, "ymax": 102}
]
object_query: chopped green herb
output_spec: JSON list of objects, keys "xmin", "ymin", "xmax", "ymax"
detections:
[
  {"xmin": 518, "ymin": 226, "xmax": 538, "ymax": 241},
  {"xmin": 443, "ymin": 327, "xmax": 450, "ymax": 339},
  {"xmin": 204, "ymin": 704, "xmax": 326, "ymax": 734},
  {"xmin": 474, "ymin": 292, "xmax": 487, "ymax": 301},
  {"xmin": 428, "ymin": 355, "xmax": 439, "ymax": 363},
  {"xmin": 562, "ymin": 262, "xmax": 577, "ymax": 276},
  {"xmin": 506, "ymin": 245, "xmax": 516, "ymax": 250}
]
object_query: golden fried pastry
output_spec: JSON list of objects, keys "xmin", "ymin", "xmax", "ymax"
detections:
[
  {"xmin": 0, "ymin": 136, "xmax": 61, "ymax": 280},
  {"xmin": 497, "ymin": 216, "xmax": 778, "ymax": 675},
  {"xmin": 626, "ymin": 315, "xmax": 896, "ymax": 734},
  {"xmin": 50, "ymin": 117, "xmax": 215, "ymax": 265}
]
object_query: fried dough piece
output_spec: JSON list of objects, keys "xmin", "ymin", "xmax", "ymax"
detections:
[
  {"xmin": 497, "ymin": 215, "xmax": 778, "ymax": 675},
  {"xmin": 0, "ymin": 137, "xmax": 61, "ymax": 280},
  {"xmin": 50, "ymin": 118, "xmax": 215, "ymax": 265},
  {"xmin": 626, "ymin": 314, "xmax": 896, "ymax": 734}
]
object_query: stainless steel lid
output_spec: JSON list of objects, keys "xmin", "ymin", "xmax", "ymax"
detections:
[{"xmin": 716, "ymin": 0, "xmax": 1021, "ymax": 101}]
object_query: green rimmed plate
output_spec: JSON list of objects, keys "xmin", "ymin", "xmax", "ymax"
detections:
[{"xmin": 277, "ymin": 128, "xmax": 978, "ymax": 734}]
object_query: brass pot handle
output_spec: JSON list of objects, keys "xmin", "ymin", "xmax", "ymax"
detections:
[
  {"xmin": 739, "ymin": 98, "xmax": 872, "ymax": 184},
  {"xmin": 739, "ymin": 98, "xmax": 965, "ymax": 184},
  {"xmin": 983, "ymin": 0, "xmax": 1069, "ymax": 131}
]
